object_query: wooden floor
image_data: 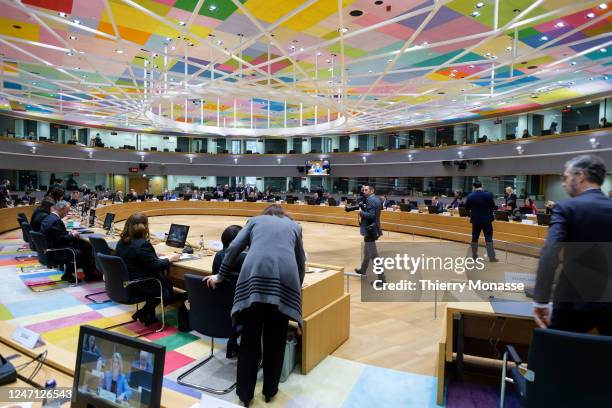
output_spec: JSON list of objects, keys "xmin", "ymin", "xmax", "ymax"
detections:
[{"xmin": 143, "ymin": 215, "xmax": 445, "ymax": 376}]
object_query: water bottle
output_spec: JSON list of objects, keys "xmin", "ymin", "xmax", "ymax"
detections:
[
  {"xmin": 42, "ymin": 378, "xmax": 60, "ymax": 407},
  {"xmin": 198, "ymin": 235, "xmax": 205, "ymax": 258}
]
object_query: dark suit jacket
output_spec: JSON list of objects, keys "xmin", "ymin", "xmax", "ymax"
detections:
[
  {"xmin": 115, "ymin": 238, "xmax": 170, "ymax": 281},
  {"xmin": 30, "ymin": 207, "xmax": 49, "ymax": 232},
  {"xmin": 212, "ymin": 249, "xmax": 247, "ymax": 284},
  {"xmin": 360, "ymin": 194, "xmax": 382, "ymax": 238},
  {"xmin": 534, "ymin": 189, "xmax": 612, "ymax": 305},
  {"xmin": 465, "ymin": 190, "xmax": 495, "ymax": 225},
  {"xmin": 40, "ymin": 213, "xmax": 75, "ymax": 249},
  {"xmin": 505, "ymin": 193, "xmax": 517, "ymax": 211}
]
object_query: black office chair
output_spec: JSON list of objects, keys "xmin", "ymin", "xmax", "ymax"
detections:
[
  {"xmin": 500, "ymin": 328, "xmax": 612, "ymax": 408},
  {"xmin": 177, "ymin": 274, "xmax": 236, "ymax": 394},
  {"xmin": 96, "ymin": 254, "xmax": 165, "ymax": 334},
  {"xmin": 84, "ymin": 236, "xmax": 112, "ymax": 304},
  {"xmin": 29, "ymin": 231, "xmax": 78, "ymax": 287},
  {"xmin": 17, "ymin": 212, "xmax": 28, "ymax": 224}
]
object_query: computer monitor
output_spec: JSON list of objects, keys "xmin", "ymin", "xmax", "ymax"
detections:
[
  {"xmin": 409, "ymin": 201, "xmax": 418, "ymax": 208},
  {"xmin": 399, "ymin": 203, "xmax": 411, "ymax": 212},
  {"xmin": 89, "ymin": 209, "xmax": 96, "ymax": 227},
  {"xmin": 427, "ymin": 205, "xmax": 439, "ymax": 214},
  {"xmin": 424, "ymin": 199, "xmax": 432, "ymax": 206},
  {"xmin": 536, "ymin": 213, "xmax": 552, "ymax": 226},
  {"xmin": 102, "ymin": 213, "xmax": 115, "ymax": 231},
  {"xmin": 458, "ymin": 207, "xmax": 471, "ymax": 217},
  {"xmin": 494, "ymin": 210, "xmax": 510, "ymax": 222},
  {"xmin": 306, "ymin": 198, "xmax": 316, "ymax": 205},
  {"xmin": 72, "ymin": 325, "xmax": 165, "ymax": 408},
  {"xmin": 519, "ymin": 207, "xmax": 532, "ymax": 215},
  {"xmin": 29, "ymin": 196, "xmax": 36, "ymax": 205},
  {"xmin": 328, "ymin": 197, "xmax": 338, "ymax": 206},
  {"xmin": 246, "ymin": 197, "xmax": 256, "ymax": 202},
  {"xmin": 286, "ymin": 197, "xmax": 296, "ymax": 204},
  {"xmin": 183, "ymin": 194, "xmax": 192, "ymax": 200},
  {"xmin": 166, "ymin": 224, "xmax": 189, "ymax": 248},
  {"xmin": 541, "ymin": 129, "xmax": 552, "ymax": 136},
  {"xmin": 577, "ymin": 124, "xmax": 589, "ymax": 131}
]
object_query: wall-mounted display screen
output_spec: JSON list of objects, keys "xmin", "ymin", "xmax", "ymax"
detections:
[{"xmin": 305, "ymin": 160, "xmax": 331, "ymax": 176}]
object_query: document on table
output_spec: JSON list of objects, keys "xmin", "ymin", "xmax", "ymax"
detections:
[{"xmin": 306, "ymin": 267, "xmax": 327, "ymax": 273}]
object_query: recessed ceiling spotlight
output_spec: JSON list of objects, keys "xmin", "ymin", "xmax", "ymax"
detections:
[
  {"xmin": 178, "ymin": 21, "xmax": 186, "ymax": 26},
  {"xmin": 585, "ymin": 100, "xmax": 592, "ymax": 104},
  {"xmin": 66, "ymin": 51, "xmax": 74, "ymax": 56},
  {"xmin": 171, "ymin": 46, "xmax": 176, "ymax": 50},
  {"xmin": 600, "ymin": 48, "xmax": 607, "ymax": 52},
  {"xmin": 506, "ymin": 46, "xmax": 512, "ymax": 51},
  {"xmin": 69, "ymin": 35, "xmax": 77, "ymax": 40},
  {"xmin": 471, "ymin": 11, "xmax": 480, "ymax": 17},
  {"xmin": 290, "ymin": 45, "xmax": 296, "ymax": 50},
  {"xmin": 368, "ymin": 69, "xmax": 373, "ymax": 73},
  {"xmin": 540, "ymin": 35, "xmax": 548, "ymax": 41},
  {"xmin": 468, "ymin": 64, "xmax": 475, "ymax": 68},
  {"xmin": 73, "ymin": 19, "xmax": 80, "ymax": 24},
  {"xmin": 209, "ymin": 4, "xmax": 217, "ymax": 11},
  {"xmin": 349, "ymin": 10, "xmax": 364, "ymax": 17},
  {"xmin": 586, "ymin": 12, "xmax": 596, "ymax": 18},
  {"xmin": 387, "ymin": 58, "xmax": 393, "ymax": 62},
  {"xmin": 216, "ymin": 40, "xmax": 223, "ymax": 45},
  {"xmin": 422, "ymin": 41, "xmax": 428, "ymax": 45},
  {"xmin": 599, "ymin": 3, "xmax": 608, "ymax": 10},
  {"xmin": 165, "ymin": 37, "xmax": 171, "ymax": 41},
  {"xmin": 316, "ymin": 51, "xmax": 322, "ymax": 56},
  {"xmin": 491, "ymin": 55, "xmax": 498, "ymax": 59},
  {"xmin": 188, "ymin": 42, "xmax": 194, "ymax": 46},
  {"xmin": 451, "ymin": 99, "xmax": 457, "ymax": 102},
  {"xmin": 115, "ymin": 49, "xmax": 123, "ymax": 54},
  {"xmin": 570, "ymin": 61, "xmax": 576, "ymax": 65},
  {"xmin": 338, "ymin": 27, "xmax": 349, "ymax": 33},
  {"xmin": 484, "ymin": 52, "xmax": 491, "ymax": 57},
  {"xmin": 74, "ymin": 66, "xmax": 80, "ymax": 70},
  {"xmin": 555, "ymin": 21, "xmax": 565, "ymax": 28},
  {"xmin": 31, "ymin": 81, "xmax": 37, "ymax": 85},
  {"xmin": 476, "ymin": 2, "xmax": 484, "ymax": 8},
  {"xmin": 58, "ymin": 12, "xmax": 67, "ymax": 17}
]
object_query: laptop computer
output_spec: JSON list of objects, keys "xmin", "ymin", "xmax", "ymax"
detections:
[
  {"xmin": 536, "ymin": 213, "xmax": 551, "ymax": 226},
  {"xmin": 494, "ymin": 210, "xmax": 510, "ymax": 221},
  {"xmin": 166, "ymin": 224, "xmax": 190, "ymax": 248},
  {"xmin": 399, "ymin": 203, "xmax": 411, "ymax": 212}
]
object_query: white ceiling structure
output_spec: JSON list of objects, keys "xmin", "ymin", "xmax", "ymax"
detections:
[{"xmin": 0, "ymin": 0, "xmax": 610, "ymax": 136}]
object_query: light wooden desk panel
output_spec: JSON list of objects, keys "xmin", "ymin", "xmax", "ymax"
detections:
[
  {"xmin": 89, "ymin": 201, "xmax": 547, "ymax": 256},
  {"xmin": 0, "ymin": 205, "xmax": 36, "ymax": 234}
]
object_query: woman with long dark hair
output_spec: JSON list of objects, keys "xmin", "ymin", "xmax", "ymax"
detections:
[
  {"xmin": 205, "ymin": 204, "xmax": 305, "ymax": 406},
  {"xmin": 115, "ymin": 213, "xmax": 179, "ymax": 325}
]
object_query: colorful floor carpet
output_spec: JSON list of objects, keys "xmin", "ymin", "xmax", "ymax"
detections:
[{"xmin": 0, "ymin": 233, "xmax": 451, "ymax": 407}]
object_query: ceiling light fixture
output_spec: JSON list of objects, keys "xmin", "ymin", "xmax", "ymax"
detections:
[
  {"xmin": 570, "ymin": 61, "xmax": 576, "ymax": 65},
  {"xmin": 115, "ymin": 49, "xmax": 123, "ymax": 54},
  {"xmin": 216, "ymin": 40, "xmax": 223, "ymax": 45},
  {"xmin": 179, "ymin": 21, "xmax": 186, "ymax": 26},
  {"xmin": 555, "ymin": 22, "xmax": 565, "ymax": 27},
  {"xmin": 339, "ymin": 27, "xmax": 349, "ymax": 33},
  {"xmin": 66, "ymin": 51, "xmax": 74, "ymax": 56},
  {"xmin": 471, "ymin": 11, "xmax": 480, "ymax": 17},
  {"xmin": 506, "ymin": 46, "xmax": 512, "ymax": 51},
  {"xmin": 586, "ymin": 12, "xmax": 596, "ymax": 18},
  {"xmin": 540, "ymin": 35, "xmax": 548, "ymax": 41},
  {"xmin": 73, "ymin": 19, "xmax": 80, "ymax": 24},
  {"xmin": 209, "ymin": 5, "xmax": 217, "ymax": 11},
  {"xmin": 476, "ymin": 2, "xmax": 484, "ymax": 8},
  {"xmin": 585, "ymin": 100, "xmax": 592, "ymax": 104},
  {"xmin": 599, "ymin": 3, "xmax": 608, "ymax": 9},
  {"xmin": 69, "ymin": 35, "xmax": 77, "ymax": 40},
  {"xmin": 58, "ymin": 12, "xmax": 67, "ymax": 17},
  {"xmin": 600, "ymin": 48, "xmax": 607, "ymax": 52}
]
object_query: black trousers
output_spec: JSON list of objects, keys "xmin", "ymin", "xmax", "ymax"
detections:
[
  {"xmin": 236, "ymin": 303, "xmax": 289, "ymax": 403},
  {"xmin": 471, "ymin": 222, "xmax": 493, "ymax": 242},
  {"xmin": 551, "ymin": 304, "xmax": 612, "ymax": 335},
  {"xmin": 132, "ymin": 273, "xmax": 174, "ymax": 312},
  {"xmin": 359, "ymin": 236, "xmax": 379, "ymax": 273},
  {"xmin": 50, "ymin": 240, "xmax": 94, "ymax": 278}
]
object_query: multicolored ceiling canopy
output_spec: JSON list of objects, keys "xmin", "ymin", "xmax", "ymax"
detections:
[{"xmin": 0, "ymin": 0, "xmax": 610, "ymax": 135}]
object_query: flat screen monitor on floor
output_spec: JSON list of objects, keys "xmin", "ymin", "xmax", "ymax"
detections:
[
  {"xmin": 166, "ymin": 224, "xmax": 190, "ymax": 248},
  {"xmin": 72, "ymin": 325, "xmax": 165, "ymax": 408},
  {"xmin": 102, "ymin": 213, "xmax": 115, "ymax": 231}
]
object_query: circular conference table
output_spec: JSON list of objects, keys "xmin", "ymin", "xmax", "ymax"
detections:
[{"xmin": 1, "ymin": 200, "xmax": 548, "ymax": 256}]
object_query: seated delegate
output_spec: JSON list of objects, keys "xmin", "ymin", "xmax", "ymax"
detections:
[
  {"xmin": 115, "ymin": 213, "xmax": 179, "ymax": 326},
  {"xmin": 39, "ymin": 200, "xmax": 96, "ymax": 282},
  {"xmin": 211, "ymin": 224, "xmax": 247, "ymax": 358},
  {"xmin": 30, "ymin": 198, "xmax": 54, "ymax": 232}
]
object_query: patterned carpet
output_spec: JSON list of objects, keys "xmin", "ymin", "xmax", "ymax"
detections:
[{"xmin": 0, "ymin": 231, "xmax": 444, "ymax": 407}]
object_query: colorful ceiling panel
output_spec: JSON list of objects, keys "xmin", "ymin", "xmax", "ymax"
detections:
[{"xmin": 0, "ymin": 0, "xmax": 609, "ymax": 134}]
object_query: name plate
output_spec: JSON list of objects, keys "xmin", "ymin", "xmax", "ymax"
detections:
[
  {"xmin": 521, "ymin": 219, "xmax": 536, "ymax": 225},
  {"xmin": 11, "ymin": 326, "xmax": 44, "ymax": 349},
  {"xmin": 207, "ymin": 240, "xmax": 223, "ymax": 251}
]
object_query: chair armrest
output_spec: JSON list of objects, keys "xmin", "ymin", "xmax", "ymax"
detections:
[
  {"xmin": 123, "ymin": 277, "xmax": 161, "ymax": 288},
  {"xmin": 45, "ymin": 247, "xmax": 76, "ymax": 256},
  {"xmin": 505, "ymin": 345, "xmax": 522, "ymax": 366}
]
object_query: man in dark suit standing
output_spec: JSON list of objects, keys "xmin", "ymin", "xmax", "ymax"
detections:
[
  {"xmin": 353, "ymin": 185, "xmax": 383, "ymax": 280},
  {"xmin": 40, "ymin": 200, "xmax": 96, "ymax": 282},
  {"xmin": 465, "ymin": 181, "xmax": 498, "ymax": 261},
  {"xmin": 533, "ymin": 155, "xmax": 612, "ymax": 334}
]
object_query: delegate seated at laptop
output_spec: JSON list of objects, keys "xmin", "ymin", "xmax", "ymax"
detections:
[{"xmin": 115, "ymin": 213, "xmax": 180, "ymax": 326}]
